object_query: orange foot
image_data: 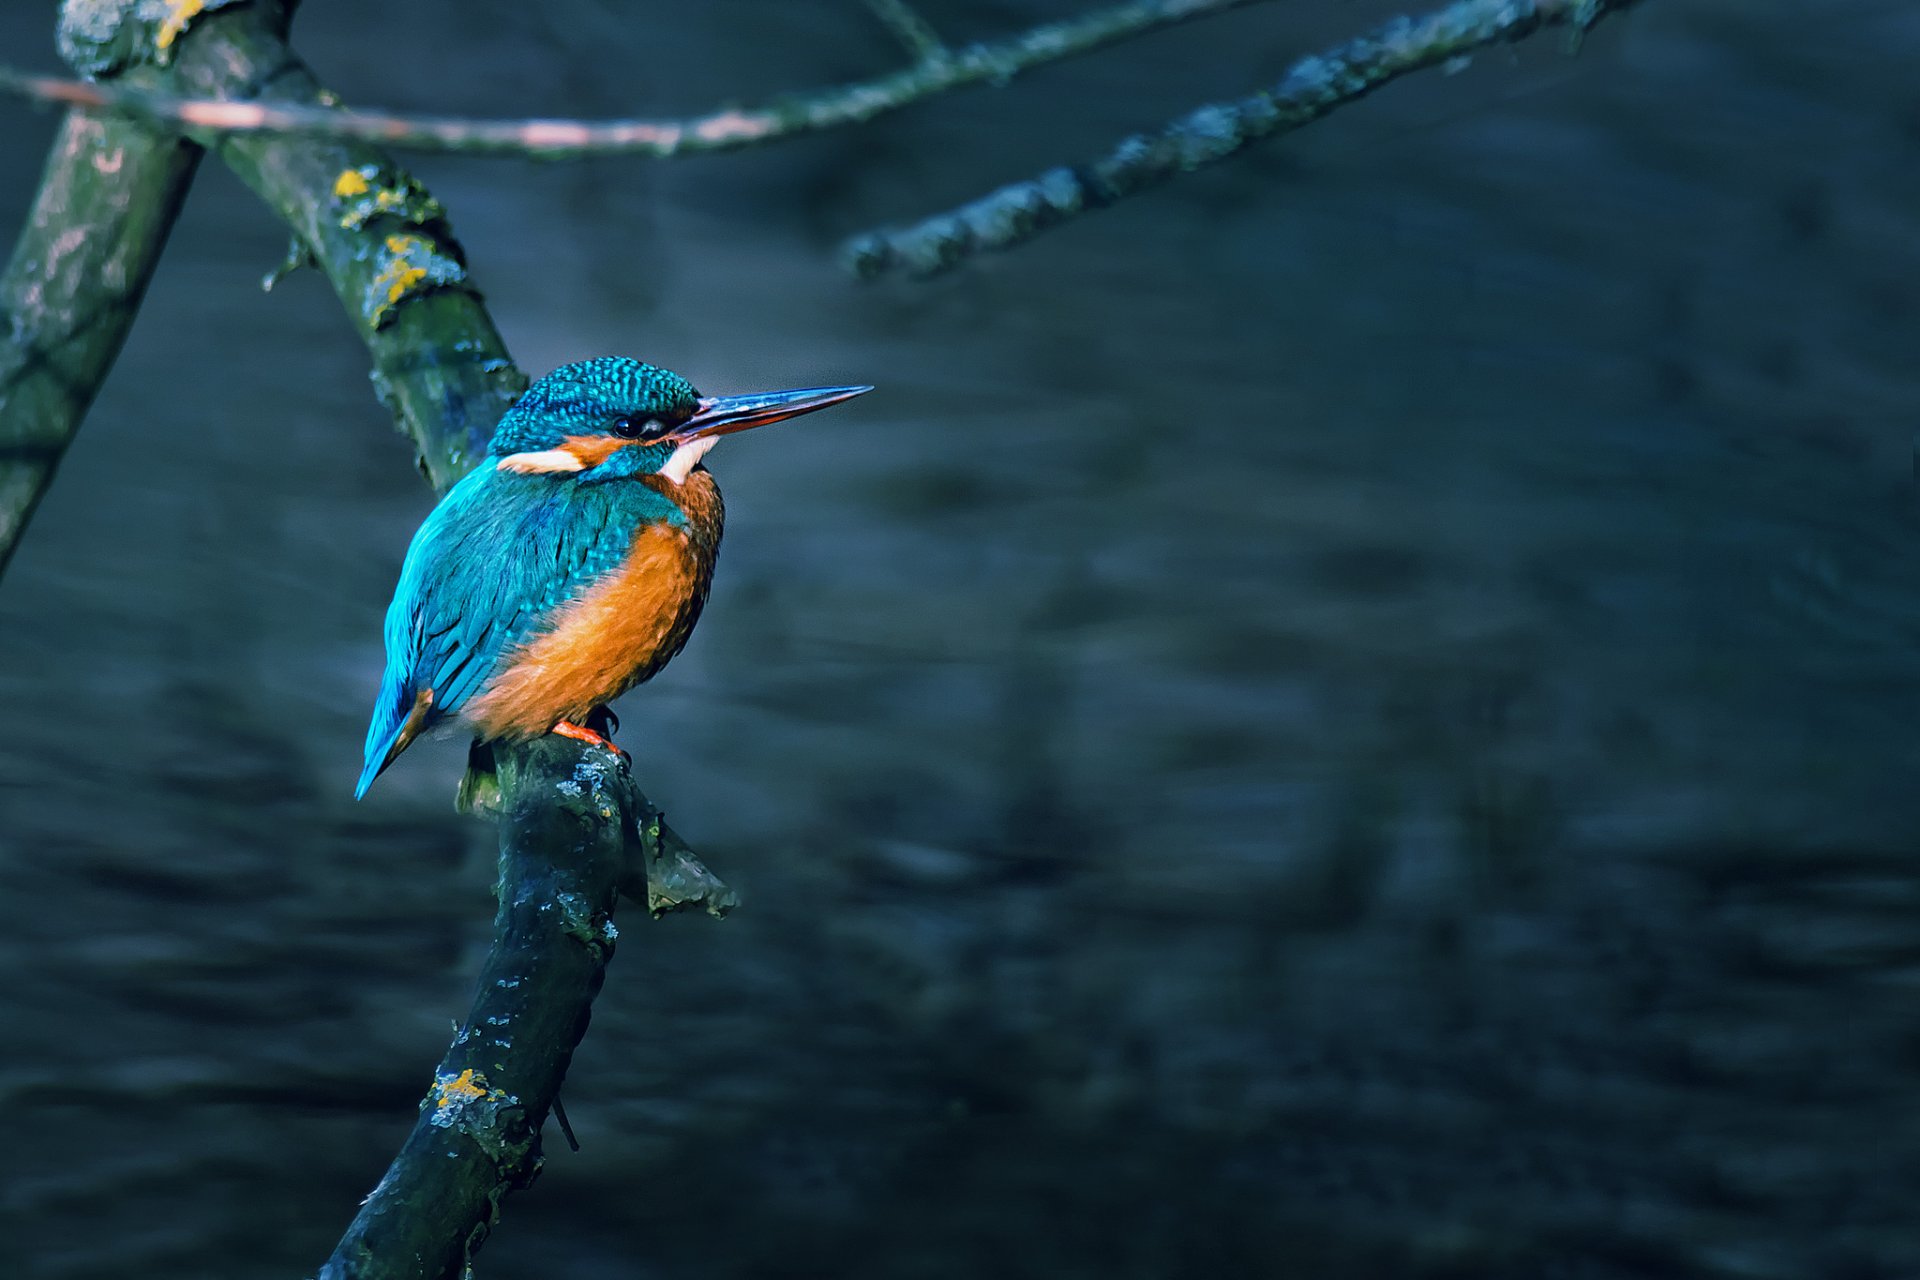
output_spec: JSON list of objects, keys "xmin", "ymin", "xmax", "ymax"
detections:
[{"xmin": 552, "ymin": 718, "xmax": 629, "ymax": 763}]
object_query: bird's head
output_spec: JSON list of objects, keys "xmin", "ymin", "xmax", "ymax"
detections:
[{"xmin": 488, "ymin": 356, "xmax": 870, "ymax": 485}]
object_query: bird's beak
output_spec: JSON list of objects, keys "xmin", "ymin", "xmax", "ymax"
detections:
[{"xmin": 671, "ymin": 384, "xmax": 873, "ymax": 441}]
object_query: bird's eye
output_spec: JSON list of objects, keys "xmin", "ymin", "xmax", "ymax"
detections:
[{"xmin": 611, "ymin": 414, "xmax": 664, "ymax": 441}]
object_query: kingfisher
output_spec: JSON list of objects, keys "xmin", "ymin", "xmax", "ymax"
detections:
[{"xmin": 356, "ymin": 356, "xmax": 869, "ymax": 799}]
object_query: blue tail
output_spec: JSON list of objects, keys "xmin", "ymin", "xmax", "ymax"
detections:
[
  {"xmin": 355, "ymin": 674, "xmax": 416, "ymax": 799},
  {"xmin": 354, "ymin": 742, "xmax": 396, "ymax": 801}
]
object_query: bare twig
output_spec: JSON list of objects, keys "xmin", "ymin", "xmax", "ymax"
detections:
[
  {"xmin": 842, "ymin": 0, "xmax": 1646, "ymax": 278},
  {"xmin": 0, "ymin": 113, "xmax": 200, "ymax": 574},
  {"xmin": 0, "ymin": 0, "xmax": 1274, "ymax": 158},
  {"xmin": 866, "ymin": 0, "xmax": 947, "ymax": 63}
]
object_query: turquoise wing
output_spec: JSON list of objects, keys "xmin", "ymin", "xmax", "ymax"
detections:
[{"xmin": 356, "ymin": 468, "xmax": 645, "ymax": 798}]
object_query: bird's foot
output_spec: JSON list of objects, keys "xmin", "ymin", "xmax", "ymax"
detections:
[{"xmin": 552, "ymin": 718, "xmax": 629, "ymax": 763}]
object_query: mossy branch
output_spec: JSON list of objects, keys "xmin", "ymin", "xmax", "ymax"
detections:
[
  {"xmin": 0, "ymin": 0, "xmax": 1275, "ymax": 159},
  {"xmin": 51, "ymin": 3, "xmax": 735, "ymax": 1275},
  {"xmin": 842, "ymin": 0, "xmax": 1646, "ymax": 278},
  {"xmin": 101, "ymin": 0, "xmax": 527, "ymax": 488},
  {"xmin": 0, "ymin": 111, "xmax": 200, "ymax": 574},
  {"xmin": 320, "ymin": 740, "xmax": 731, "ymax": 1280}
]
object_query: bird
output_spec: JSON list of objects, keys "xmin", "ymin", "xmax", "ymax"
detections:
[{"xmin": 355, "ymin": 356, "xmax": 870, "ymax": 798}]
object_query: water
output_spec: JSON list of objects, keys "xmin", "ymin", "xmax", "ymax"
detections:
[{"xmin": 1, "ymin": 2, "xmax": 1914, "ymax": 1276}]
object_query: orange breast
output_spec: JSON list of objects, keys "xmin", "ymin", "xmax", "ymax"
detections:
[{"xmin": 463, "ymin": 471, "xmax": 723, "ymax": 741}]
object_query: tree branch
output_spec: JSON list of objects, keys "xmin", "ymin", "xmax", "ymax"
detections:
[
  {"xmin": 101, "ymin": 1, "xmax": 528, "ymax": 487},
  {"xmin": 842, "ymin": 0, "xmax": 1646, "ymax": 279},
  {"xmin": 0, "ymin": 0, "xmax": 1274, "ymax": 159},
  {"xmin": 0, "ymin": 111, "xmax": 200, "ymax": 574},
  {"xmin": 56, "ymin": 3, "xmax": 734, "ymax": 1274},
  {"xmin": 320, "ymin": 741, "xmax": 731, "ymax": 1280}
]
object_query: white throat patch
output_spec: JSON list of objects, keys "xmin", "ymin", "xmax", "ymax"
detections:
[{"xmin": 659, "ymin": 436, "xmax": 717, "ymax": 485}]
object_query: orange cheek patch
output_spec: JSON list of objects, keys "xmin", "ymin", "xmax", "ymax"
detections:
[{"xmin": 561, "ymin": 435, "xmax": 636, "ymax": 468}]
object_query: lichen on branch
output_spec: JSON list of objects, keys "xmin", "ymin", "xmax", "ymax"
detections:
[
  {"xmin": 842, "ymin": 0, "xmax": 1646, "ymax": 278},
  {"xmin": 57, "ymin": 0, "xmax": 248, "ymax": 76},
  {"xmin": 92, "ymin": 0, "xmax": 520, "ymax": 487}
]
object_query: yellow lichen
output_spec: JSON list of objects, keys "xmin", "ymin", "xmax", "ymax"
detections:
[
  {"xmin": 364, "ymin": 189, "xmax": 410, "ymax": 222},
  {"xmin": 435, "ymin": 1068, "xmax": 489, "ymax": 1109},
  {"xmin": 374, "ymin": 235, "xmax": 430, "ymax": 308},
  {"xmin": 154, "ymin": 0, "xmax": 206, "ymax": 52},
  {"xmin": 332, "ymin": 167, "xmax": 371, "ymax": 200},
  {"xmin": 331, "ymin": 167, "xmax": 448, "ymax": 233},
  {"xmin": 362, "ymin": 232, "xmax": 466, "ymax": 329}
]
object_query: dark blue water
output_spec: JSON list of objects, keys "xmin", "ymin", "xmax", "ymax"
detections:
[{"xmin": 2, "ymin": 2, "xmax": 1915, "ymax": 1276}]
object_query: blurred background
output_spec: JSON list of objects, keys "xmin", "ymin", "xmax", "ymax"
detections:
[{"xmin": 2, "ymin": 1, "xmax": 1916, "ymax": 1276}]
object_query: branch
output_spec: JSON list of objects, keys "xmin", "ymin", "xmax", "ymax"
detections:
[
  {"xmin": 0, "ymin": 0, "xmax": 1274, "ymax": 159},
  {"xmin": 62, "ymin": 3, "xmax": 733, "ymax": 1274},
  {"xmin": 320, "ymin": 741, "xmax": 730, "ymax": 1280},
  {"xmin": 460, "ymin": 744, "xmax": 739, "ymax": 921},
  {"xmin": 0, "ymin": 112, "xmax": 200, "ymax": 574},
  {"xmin": 87, "ymin": 3, "xmax": 527, "ymax": 488},
  {"xmin": 842, "ymin": 0, "xmax": 1645, "ymax": 279},
  {"xmin": 320, "ymin": 739, "xmax": 625, "ymax": 1280}
]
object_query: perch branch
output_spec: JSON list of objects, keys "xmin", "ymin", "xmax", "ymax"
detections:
[
  {"xmin": 0, "ymin": 112, "xmax": 199, "ymax": 574},
  {"xmin": 321, "ymin": 742, "xmax": 731, "ymax": 1280},
  {"xmin": 74, "ymin": 3, "xmax": 735, "ymax": 1274},
  {"xmin": 0, "ymin": 0, "xmax": 1274, "ymax": 158},
  {"xmin": 842, "ymin": 0, "xmax": 1646, "ymax": 278}
]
